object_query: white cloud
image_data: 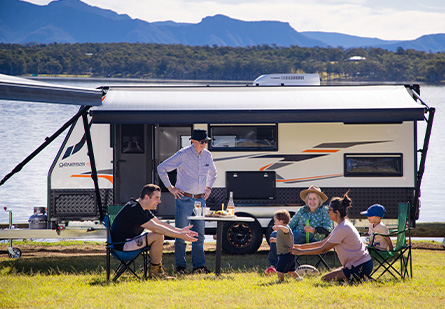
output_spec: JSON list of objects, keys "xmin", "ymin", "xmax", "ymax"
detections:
[{"xmin": 22, "ymin": 0, "xmax": 445, "ymax": 40}]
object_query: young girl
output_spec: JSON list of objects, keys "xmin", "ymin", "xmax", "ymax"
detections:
[{"xmin": 290, "ymin": 192, "xmax": 373, "ymax": 281}]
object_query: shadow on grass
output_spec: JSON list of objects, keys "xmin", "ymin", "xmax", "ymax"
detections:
[{"xmin": 0, "ymin": 248, "xmax": 339, "ymax": 280}]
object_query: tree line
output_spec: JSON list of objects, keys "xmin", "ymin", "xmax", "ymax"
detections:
[{"xmin": 1, "ymin": 42, "xmax": 444, "ymax": 82}]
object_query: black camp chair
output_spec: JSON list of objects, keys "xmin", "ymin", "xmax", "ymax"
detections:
[
  {"xmin": 295, "ymin": 228, "xmax": 335, "ymax": 270},
  {"xmin": 103, "ymin": 213, "xmax": 151, "ymax": 282},
  {"xmin": 367, "ymin": 202, "xmax": 412, "ymax": 279}
]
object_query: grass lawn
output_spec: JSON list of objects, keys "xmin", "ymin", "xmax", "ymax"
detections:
[{"xmin": 0, "ymin": 240, "xmax": 444, "ymax": 308}]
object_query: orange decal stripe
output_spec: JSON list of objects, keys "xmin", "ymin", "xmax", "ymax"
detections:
[
  {"xmin": 302, "ymin": 149, "xmax": 339, "ymax": 153},
  {"xmin": 259, "ymin": 163, "xmax": 273, "ymax": 171},
  {"xmin": 276, "ymin": 173, "xmax": 343, "ymax": 183},
  {"xmin": 71, "ymin": 175, "xmax": 113, "ymax": 184}
]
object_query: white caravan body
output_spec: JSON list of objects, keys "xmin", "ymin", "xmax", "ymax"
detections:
[{"xmin": 49, "ymin": 83, "xmax": 430, "ymax": 253}]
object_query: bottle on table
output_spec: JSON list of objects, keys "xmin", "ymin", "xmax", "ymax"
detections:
[{"xmin": 227, "ymin": 191, "xmax": 235, "ymax": 215}]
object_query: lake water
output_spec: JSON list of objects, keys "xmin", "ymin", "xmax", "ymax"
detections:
[{"xmin": 0, "ymin": 79, "xmax": 444, "ymax": 224}]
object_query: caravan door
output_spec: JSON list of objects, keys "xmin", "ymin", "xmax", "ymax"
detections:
[
  {"xmin": 113, "ymin": 124, "xmax": 191, "ymax": 218},
  {"xmin": 113, "ymin": 124, "xmax": 153, "ymax": 204},
  {"xmin": 154, "ymin": 125, "xmax": 192, "ymax": 218}
]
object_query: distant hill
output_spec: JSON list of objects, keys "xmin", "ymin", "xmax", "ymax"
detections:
[
  {"xmin": 1, "ymin": 0, "xmax": 445, "ymax": 52},
  {"xmin": 300, "ymin": 31, "xmax": 401, "ymax": 49}
]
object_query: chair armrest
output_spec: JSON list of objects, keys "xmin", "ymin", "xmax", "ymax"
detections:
[
  {"xmin": 372, "ymin": 227, "xmax": 410, "ymax": 238},
  {"xmin": 315, "ymin": 227, "xmax": 331, "ymax": 236}
]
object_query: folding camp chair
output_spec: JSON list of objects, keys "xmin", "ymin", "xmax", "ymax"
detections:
[
  {"xmin": 295, "ymin": 229, "xmax": 335, "ymax": 270},
  {"xmin": 368, "ymin": 202, "xmax": 412, "ymax": 279},
  {"xmin": 103, "ymin": 213, "xmax": 151, "ymax": 282}
]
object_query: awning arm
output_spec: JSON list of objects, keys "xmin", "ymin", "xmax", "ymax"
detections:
[
  {"xmin": 412, "ymin": 90, "xmax": 435, "ymax": 225},
  {"xmin": 0, "ymin": 105, "xmax": 91, "ymax": 187},
  {"xmin": 82, "ymin": 112, "xmax": 104, "ymax": 222}
]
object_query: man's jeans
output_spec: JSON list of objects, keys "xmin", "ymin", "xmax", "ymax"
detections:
[
  {"xmin": 174, "ymin": 196, "xmax": 205, "ymax": 269},
  {"xmin": 267, "ymin": 230, "xmax": 317, "ymax": 268}
]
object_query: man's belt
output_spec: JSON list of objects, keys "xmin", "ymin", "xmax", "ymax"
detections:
[{"xmin": 183, "ymin": 192, "xmax": 205, "ymax": 199}]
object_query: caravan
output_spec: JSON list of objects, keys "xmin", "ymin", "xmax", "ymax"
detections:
[{"xmin": 45, "ymin": 75, "xmax": 434, "ymax": 254}]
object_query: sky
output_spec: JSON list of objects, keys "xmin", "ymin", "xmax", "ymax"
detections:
[{"xmin": 23, "ymin": 0, "xmax": 445, "ymax": 41}]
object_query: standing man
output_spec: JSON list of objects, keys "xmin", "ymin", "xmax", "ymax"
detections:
[
  {"xmin": 157, "ymin": 129, "xmax": 217, "ymax": 274},
  {"xmin": 111, "ymin": 184, "xmax": 198, "ymax": 279}
]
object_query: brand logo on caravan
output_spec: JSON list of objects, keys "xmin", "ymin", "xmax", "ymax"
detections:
[{"xmin": 59, "ymin": 162, "xmax": 87, "ymax": 168}]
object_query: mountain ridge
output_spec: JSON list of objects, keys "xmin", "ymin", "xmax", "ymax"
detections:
[{"xmin": 1, "ymin": 0, "xmax": 444, "ymax": 52}]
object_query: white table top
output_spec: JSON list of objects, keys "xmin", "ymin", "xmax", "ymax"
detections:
[{"xmin": 187, "ymin": 216, "xmax": 254, "ymax": 222}]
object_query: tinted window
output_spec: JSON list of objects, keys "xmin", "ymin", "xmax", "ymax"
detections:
[
  {"xmin": 344, "ymin": 154, "xmax": 403, "ymax": 177},
  {"xmin": 209, "ymin": 125, "xmax": 277, "ymax": 151}
]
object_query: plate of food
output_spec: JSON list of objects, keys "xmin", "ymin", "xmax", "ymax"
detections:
[{"xmin": 206, "ymin": 210, "xmax": 236, "ymax": 218}]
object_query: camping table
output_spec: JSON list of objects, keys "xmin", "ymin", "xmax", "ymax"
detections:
[{"xmin": 187, "ymin": 215, "xmax": 255, "ymax": 275}]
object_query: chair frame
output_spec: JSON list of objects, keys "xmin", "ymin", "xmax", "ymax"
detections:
[
  {"xmin": 295, "ymin": 251, "xmax": 335, "ymax": 270},
  {"xmin": 368, "ymin": 202, "xmax": 412, "ymax": 280},
  {"xmin": 103, "ymin": 214, "xmax": 151, "ymax": 282}
]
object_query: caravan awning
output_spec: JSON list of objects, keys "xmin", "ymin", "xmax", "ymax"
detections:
[
  {"xmin": 0, "ymin": 74, "xmax": 103, "ymax": 106},
  {"xmin": 92, "ymin": 84, "xmax": 426, "ymax": 124}
]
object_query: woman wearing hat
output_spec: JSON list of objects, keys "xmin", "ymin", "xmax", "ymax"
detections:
[
  {"xmin": 265, "ymin": 185, "xmax": 333, "ymax": 274},
  {"xmin": 290, "ymin": 191, "xmax": 373, "ymax": 282}
]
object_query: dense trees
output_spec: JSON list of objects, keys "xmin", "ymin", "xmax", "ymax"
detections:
[{"xmin": 1, "ymin": 42, "xmax": 444, "ymax": 82}]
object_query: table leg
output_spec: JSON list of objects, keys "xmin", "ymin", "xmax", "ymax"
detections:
[{"xmin": 215, "ymin": 221, "xmax": 223, "ymax": 275}]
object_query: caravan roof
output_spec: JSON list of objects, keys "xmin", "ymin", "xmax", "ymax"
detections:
[{"xmin": 92, "ymin": 84, "xmax": 425, "ymax": 124}]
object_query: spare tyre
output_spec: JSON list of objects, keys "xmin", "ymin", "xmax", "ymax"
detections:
[{"xmin": 221, "ymin": 218, "xmax": 263, "ymax": 255}]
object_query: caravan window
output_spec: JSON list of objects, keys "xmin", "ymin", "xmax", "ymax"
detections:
[
  {"xmin": 209, "ymin": 125, "xmax": 277, "ymax": 151},
  {"xmin": 344, "ymin": 154, "xmax": 403, "ymax": 177}
]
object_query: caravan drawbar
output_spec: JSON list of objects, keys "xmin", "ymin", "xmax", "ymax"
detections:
[{"xmin": 47, "ymin": 76, "xmax": 434, "ymax": 254}]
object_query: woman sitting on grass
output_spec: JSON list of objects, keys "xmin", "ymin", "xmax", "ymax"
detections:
[{"xmin": 290, "ymin": 191, "xmax": 373, "ymax": 282}]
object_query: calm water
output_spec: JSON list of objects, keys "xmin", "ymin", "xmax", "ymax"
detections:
[{"xmin": 0, "ymin": 79, "xmax": 443, "ymax": 224}]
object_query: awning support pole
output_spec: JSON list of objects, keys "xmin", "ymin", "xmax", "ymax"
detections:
[
  {"xmin": 412, "ymin": 91, "xmax": 435, "ymax": 225},
  {"xmin": 81, "ymin": 112, "xmax": 104, "ymax": 221}
]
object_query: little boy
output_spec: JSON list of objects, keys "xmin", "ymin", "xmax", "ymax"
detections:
[
  {"xmin": 272, "ymin": 209, "xmax": 303, "ymax": 282},
  {"xmin": 361, "ymin": 204, "xmax": 394, "ymax": 251}
]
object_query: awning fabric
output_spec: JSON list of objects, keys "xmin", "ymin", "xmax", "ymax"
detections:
[
  {"xmin": 0, "ymin": 74, "xmax": 103, "ymax": 106},
  {"xmin": 92, "ymin": 84, "xmax": 426, "ymax": 124}
]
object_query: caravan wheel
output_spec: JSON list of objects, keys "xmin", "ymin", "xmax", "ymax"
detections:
[{"xmin": 221, "ymin": 219, "xmax": 263, "ymax": 255}]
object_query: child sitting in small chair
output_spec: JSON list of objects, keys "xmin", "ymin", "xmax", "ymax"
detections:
[
  {"xmin": 361, "ymin": 204, "xmax": 394, "ymax": 251},
  {"xmin": 273, "ymin": 209, "xmax": 303, "ymax": 282}
]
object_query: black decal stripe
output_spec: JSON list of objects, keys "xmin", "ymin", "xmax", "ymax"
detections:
[{"xmin": 313, "ymin": 141, "xmax": 392, "ymax": 148}]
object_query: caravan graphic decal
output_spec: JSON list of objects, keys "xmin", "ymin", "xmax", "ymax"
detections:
[
  {"xmin": 62, "ymin": 120, "xmax": 92, "ymax": 160},
  {"xmin": 71, "ymin": 169, "xmax": 114, "ymax": 184},
  {"xmin": 256, "ymin": 140, "xmax": 391, "ymax": 183}
]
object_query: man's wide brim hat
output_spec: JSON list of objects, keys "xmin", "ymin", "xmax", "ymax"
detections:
[
  {"xmin": 300, "ymin": 185, "xmax": 328, "ymax": 203},
  {"xmin": 189, "ymin": 129, "xmax": 212, "ymax": 141}
]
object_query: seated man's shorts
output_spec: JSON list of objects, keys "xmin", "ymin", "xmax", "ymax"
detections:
[
  {"xmin": 123, "ymin": 232, "xmax": 148, "ymax": 251},
  {"xmin": 276, "ymin": 253, "xmax": 296, "ymax": 273}
]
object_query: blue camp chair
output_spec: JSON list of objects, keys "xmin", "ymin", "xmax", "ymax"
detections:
[
  {"xmin": 103, "ymin": 214, "xmax": 150, "ymax": 281},
  {"xmin": 367, "ymin": 202, "xmax": 412, "ymax": 279}
]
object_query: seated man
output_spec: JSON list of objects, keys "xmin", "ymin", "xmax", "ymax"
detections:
[{"xmin": 111, "ymin": 184, "xmax": 197, "ymax": 279}]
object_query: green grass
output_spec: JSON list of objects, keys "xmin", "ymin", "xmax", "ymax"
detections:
[{"xmin": 1, "ymin": 241, "xmax": 444, "ymax": 308}]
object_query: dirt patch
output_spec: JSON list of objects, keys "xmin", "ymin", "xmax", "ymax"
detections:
[{"xmin": 411, "ymin": 241, "xmax": 444, "ymax": 250}]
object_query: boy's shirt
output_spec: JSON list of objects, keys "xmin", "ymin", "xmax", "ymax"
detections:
[
  {"xmin": 276, "ymin": 225, "xmax": 294, "ymax": 255},
  {"xmin": 369, "ymin": 222, "xmax": 391, "ymax": 250}
]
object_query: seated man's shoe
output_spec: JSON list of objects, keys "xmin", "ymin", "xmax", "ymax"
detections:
[
  {"xmin": 149, "ymin": 263, "xmax": 175, "ymax": 279},
  {"xmin": 176, "ymin": 266, "xmax": 187, "ymax": 275},
  {"xmin": 192, "ymin": 266, "xmax": 212, "ymax": 274}
]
